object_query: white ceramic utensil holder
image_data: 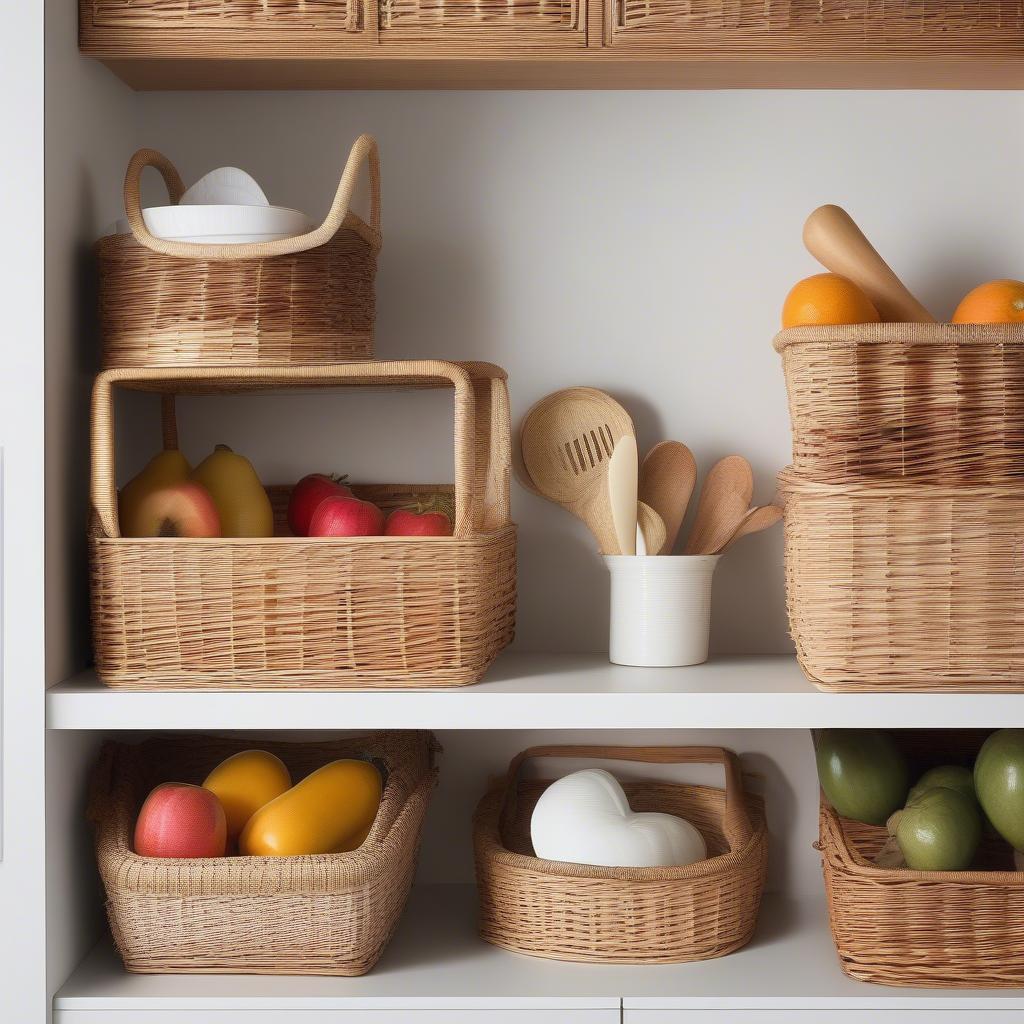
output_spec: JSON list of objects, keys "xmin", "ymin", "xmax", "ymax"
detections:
[{"xmin": 604, "ymin": 555, "xmax": 720, "ymax": 667}]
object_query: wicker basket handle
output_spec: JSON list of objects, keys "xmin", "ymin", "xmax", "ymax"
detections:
[
  {"xmin": 91, "ymin": 361, "xmax": 479, "ymax": 540},
  {"xmin": 499, "ymin": 744, "xmax": 754, "ymax": 851},
  {"xmin": 123, "ymin": 134, "xmax": 381, "ymax": 261}
]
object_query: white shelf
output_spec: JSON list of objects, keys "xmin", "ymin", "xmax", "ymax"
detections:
[
  {"xmin": 46, "ymin": 652, "xmax": 1024, "ymax": 731},
  {"xmin": 54, "ymin": 884, "xmax": 1024, "ymax": 1015}
]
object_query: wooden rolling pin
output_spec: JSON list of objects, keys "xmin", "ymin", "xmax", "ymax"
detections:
[{"xmin": 803, "ymin": 205, "xmax": 935, "ymax": 323}]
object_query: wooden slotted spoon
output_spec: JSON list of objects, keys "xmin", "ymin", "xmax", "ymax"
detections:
[
  {"xmin": 684, "ymin": 456, "xmax": 754, "ymax": 555},
  {"xmin": 639, "ymin": 441, "xmax": 697, "ymax": 555},
  {"xmin": 520, "ymin": 387, "xmax": 635, "ymax": 555}
]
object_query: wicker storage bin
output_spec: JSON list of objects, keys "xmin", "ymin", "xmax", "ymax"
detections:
[
  {"xmin": 90, "ymin": 361, "xmax": 516, "ymax": 689},
  {"xmin": 474, "ymin": 745, "xmax": 767, "ymax": 964},
  {"xmin": 818, "ymin": 729, "xmax": 1024, "ymax": 988},
  {"xmin": 779, "ymin": 468, "xmax": 1024, "ymax": 692},
  {"xmin": 97, "ymin": 134, "xmax": 380, "ymax": 369},
  {"xmin": 775, "ymin": 324, "xmax": 1024, "ymax": 482},
  {"xmin": 89, "ymin": 730, "xmax": 439, "ymax": 975}
]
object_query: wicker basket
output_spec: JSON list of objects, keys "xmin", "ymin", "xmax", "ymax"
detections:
[
  {"xmin": 818, "ymin": 729, "xmax": 1024, "ymax": 988},
  {"xmin": 89, "ymin": 730, "xmax": 438, "ymax": 975},
  {"xmin": 775, "ymin": 324, "xmax": 1024, "ymax": 483},
  {"xmin": 97, "ymin": 134, "xmax": 380, "ymax": 369},
  {"xmin": 474, "ymin": 745, "xmax": 767, "ymax": 964},
  {"xmin": 90, "ymin": 361, "xmax": 516, "ymax": 689},
  {"xmin": 780, "ymin": 468, "xmax": 1024, "ymax": 692}
]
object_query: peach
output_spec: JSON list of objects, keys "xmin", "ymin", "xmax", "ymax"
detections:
[
  {"xmin": 132, "ymin": 482, "xmax": 221, "ymax": 538},
  {"xmin": 134, "ymin": 782, "xmax": 227, "ymax": 859}
]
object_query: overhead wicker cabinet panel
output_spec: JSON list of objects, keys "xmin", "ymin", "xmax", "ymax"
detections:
[
  {"xmin": 84, "ymin": 0, "xmax": 363, "ymax": 32},
  {"xmin": 378, "ymin": 0, "xmax": 584, "ymax": 38},
  {"xmin": 609, "ymin": 1, "xmax": 1024, "ymax": 53}
]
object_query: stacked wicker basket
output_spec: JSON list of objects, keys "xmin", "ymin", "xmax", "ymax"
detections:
[{"xmin": 775, "ymin": 321, "xmax": 1024, "ymax": 693}]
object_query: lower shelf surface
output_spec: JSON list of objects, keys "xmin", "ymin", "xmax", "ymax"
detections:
[{"xmin": 54, "ymin": 884, "xmax": 1024, "ymax": 1019}]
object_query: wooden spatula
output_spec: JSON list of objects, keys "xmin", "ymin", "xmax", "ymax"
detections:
[
  {"xmin": 684, "ymin": 456, "xmax": 754, "ymax": 555},
  {"xmin": 640, "ymin": 441, "xmax": 696, "ymax": 555},
  {"xmin": 636, "ymin": 501, "xmax": 667, "ymax": 556},
  {"xmin": 520, "ymin": 387, "xmax": 635, "ymax": 555},
  {"xmin": 608, "ymin": 436, "xmax": 638, "ymax": 556},
  {"xmin": 803, "ymin": 205, "xmax": 935, "ymax": 323},
  {"xmin": 716, "ymin": 504, "xmax": 783, "ymax": 553}
]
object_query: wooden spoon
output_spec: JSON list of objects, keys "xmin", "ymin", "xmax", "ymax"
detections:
[
  {"xmin": 608, "ymin": 435, "xmax": 638, "ymax": 556},
  {"xmin": 803, "ymin": 205, "xmax": 935, "ymax": 323},
  {"xmin": 520, "ymin": 387, "xmax": 635, "ymax": 555},
  {"xmin": 716, "ymin": 504, "xmax": 783, "ymax": 553},
  {"xmin": 684, "ymin": 456, "xmax": 754, "ymax": 555},
  {"xmin": 639, "ymin": 441, "xmax": 697, "ymax": 555},
  {"xmin": 636, "ymin": 501, "xmax": 667, "ymax": 556}
]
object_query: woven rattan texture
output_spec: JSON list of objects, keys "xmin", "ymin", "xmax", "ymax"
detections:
[
  {"xmin": 98, "ymin": 223, "xmax": 377, "ymax": 368},
  {"xmin": 90, "ymin": 731, "xmax": 438, "ymax": 975},
  {"xmin": 87, "ymin": 0, "xmax": 364, "ymax": 30},
  {"xmin": 473, "ymin": 746, "xmax": 767, "ymax": 964},
  {"xmin": 780, "ymin": 470, "xmax": 1024, "ymax": 692}
]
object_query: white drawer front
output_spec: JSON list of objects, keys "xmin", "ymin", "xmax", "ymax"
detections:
[
  {"xmin": 625, "ymin": 1012, "xmax": 1024, "ymax": 1024},
  {"xmin": 57, "ymin": 1009, "xmax": 621, "ymax": 1024}
]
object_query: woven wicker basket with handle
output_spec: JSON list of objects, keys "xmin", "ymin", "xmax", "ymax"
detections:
[
  {"xmin": 89, "ymin": 360, "xmax": 516, "ymax": 689},
  {"xmin": 97, "ymin": 134, "xmax": 380, "ymax": 368},
  {"xmin": 90, "ymin": 731, "xmax": 438, "ymax": 975},
  {"xmin": 474, "ymin": 744, "xmax": 767, "ymax": 964}
]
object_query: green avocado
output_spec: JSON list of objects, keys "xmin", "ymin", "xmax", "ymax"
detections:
[
  {"xmin": 815, "ymin": 729, "xmax": 909, "ymax": 826},
  {"xmin": 895, "ymin": 786, "xmax": 982, "ymax": 871},
  {"xmin": 907, "ymin": 765, "xmax": 976, "ymax": 807},
  {"xmin": 975, "ymin": 729, "xmax": 1024, "ymax": 851}
]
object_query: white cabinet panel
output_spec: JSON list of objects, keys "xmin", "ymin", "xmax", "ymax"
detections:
[
  {"xmin": 626, "ymin": 1012, "xmax": 1024, "ymax": 1024},
  {"xmin": 57, "ymin": 1011, "xmax": 619, "ymax": 1024}
]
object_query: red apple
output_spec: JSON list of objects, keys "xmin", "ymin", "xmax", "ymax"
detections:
[
  {"xmin": 134, "ymin": 783, "xmax": 227, "ymax": 858},
  {"xmin": 385, "ymin": 508, "xmax": 453, "ymax": 537},
  {"xmin": 287, "ymin": 474, "xmax": 352, "ymax": 536},
  {"xmin": 308, "ymin": 494, "xmax": 384, "ymax": 537},
  {"xmin": 132, "ymin": 482, "xmax": 220, "ymax": 538}
]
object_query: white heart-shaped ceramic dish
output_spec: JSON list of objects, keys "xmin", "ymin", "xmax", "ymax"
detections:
[{"xmin": 530, "ymin": 768, "xmax": 707, "ymax": 868}]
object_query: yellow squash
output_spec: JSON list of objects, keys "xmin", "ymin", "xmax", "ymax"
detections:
[
  {"xmin": 119, "ymin": 449, "xmax": 191, "ymax": 537},
  {"xmin": 202, "ymin": 749, "xmax": 292, "ymax": 844},
  {"xmin": 191, "ymin": 444, "xmax": 273, "ymax": 537},
  {"xmin": 239, "ymin": 758, "xmax": 382, "ymax": 857}
]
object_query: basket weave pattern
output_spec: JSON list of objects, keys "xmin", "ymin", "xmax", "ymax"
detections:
[
  {"xmin": 89, "ymin": 362, "xmax": 516, "ymax": 689},
  {"xmin": 90, "ymin": 731, "xmax": 438, "ymax": 975},
  {"xmin": 87, "ymin": 0, "xmax": 364, "ymax": 30},
  {"xmin": 474, "ymin": 745, "xmax": 767, "ymax": 964}
]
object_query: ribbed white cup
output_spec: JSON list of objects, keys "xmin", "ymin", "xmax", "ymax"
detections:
[{"xmin": 604, "ymin": 555, "xmax": 720, "ymax": 667}]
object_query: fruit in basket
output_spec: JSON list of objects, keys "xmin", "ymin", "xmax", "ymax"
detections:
[
  {"xmin": 131, "ymin": 481, "xmax": 221, "ymax": 538},
  {"xmin": 384, "ymin": 504, "xmax": 453, "ymax": 537},
  {"xmin": 975, "ymin": 729, "xmax": 1024, "ymax": 850},
  {"xmin": 308, "ymin": 493, "xmax": 384, "ymax": 538},
  {"xmin": 287, "ymin": 473, "xmax": 352, "ymax": 536},
  {"xmin": 192, "ymin": 444, "xmax": 274, "ymax": 538},
  {"xmin": 952, "ymin": 280, "xmax": 1024, "ymax": 324},
  {"xmin": 119, "ymin": 449, "xmax": 191, "ymax": 537},
  {"xmin": 239, "ymin": 758, "xmax": 382, "ymax": 857},
  {"xmin": 134, "ymin": 782, "xmax": 227, "ymax": 858},
  {"xmin": 907, "ymin": 765, "xmax": 977, "ymax": 808},
  {"xmin": 815, "ymin": 729, "xmax": 909, "ymax": 825},
  {"xmin": 781, "ymin": 273, "xmax": 880, "ymax": 329},
  {"xmin": 892, "ymin": 786, "xmax": 982, "ymax": 871},
  {"xmin": 202, "ymin": 750, "xmax": 292, "ymax": 845}
]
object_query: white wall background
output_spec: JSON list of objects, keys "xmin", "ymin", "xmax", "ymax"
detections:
[{"xmin": 119, "ymin": 89, "xmax": 1024, "ymax": 654}]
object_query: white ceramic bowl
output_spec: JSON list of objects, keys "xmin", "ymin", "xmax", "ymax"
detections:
[{"xmin": 114, "ymin": 204, "xmax": 314, "ymax": 244}]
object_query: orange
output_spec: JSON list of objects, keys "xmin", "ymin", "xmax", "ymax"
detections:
[
  {"xmin": 952, "ymin": 280, "xmax": 1024, "ymax": 324},
  {"xmin": 781, "ymin": 273, "xmax": 880, "ymax": 329}
]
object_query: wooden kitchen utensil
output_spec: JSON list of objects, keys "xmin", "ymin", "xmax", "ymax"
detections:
[
  {"xmin": 803, "ymin": 205, "xmax": 935, "ymax": 323},
  {"xmin": 636, "ymin": 501, "xmax": 667, "ymax": 557},
  {"xmin": 520, "ymin": 387, "xmax": 635, "ymax": 555},
  {"xmin": 717, "ymin": 504, "xmax": 783, "ymax": 553},
  {"xmin": 608, "ymin": 435, "xmax": 639, "ymax": 556},
  {"xmin": 640, "ymin": 441, "xmax": 697, "ymax": 555},
  {"xmin": 684, "ymin": 456, "xmax": 754, "ymax": 555}
]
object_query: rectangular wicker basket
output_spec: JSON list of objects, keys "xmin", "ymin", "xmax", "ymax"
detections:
[
  {"xmin": 89, "ymin": 730, "xmax": 439, "ymax": 975},
  {"xmin": 97, "ymin": 135, "xmax": 380, "ymax": 369},
  {"xmin": 775, "ymin": 324, "xmax": 1024, "ymax": 483},
  {"xmin": 818, "ymin": 730, "xmax": 1024, "ymax": 989},
  {"xmin": 473, "ymin": 745, "xmax": 767, "ymax": 965},
  {"xmin": 90, "ymin": 361, "xmax": 516, "ymax": 689},
  {"xmin": 779, "ymin": 468, "xmax": 1024, "ymax": 693}
]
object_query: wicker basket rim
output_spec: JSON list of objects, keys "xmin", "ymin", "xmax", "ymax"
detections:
[
  {"xmin": 774, "ymin": 322, "xmax": 1024, "ymax": 352},
  {"xmin": 776, "ymin": 466, "xmax": 1024, "ymax": 499},
  {"xmin": 819, "ymin": 798, "xmax": 1024, "ymax": 887},
  {"xmin": 475, "ymin": 782, "xmax": 767, "ymax": 883}
]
